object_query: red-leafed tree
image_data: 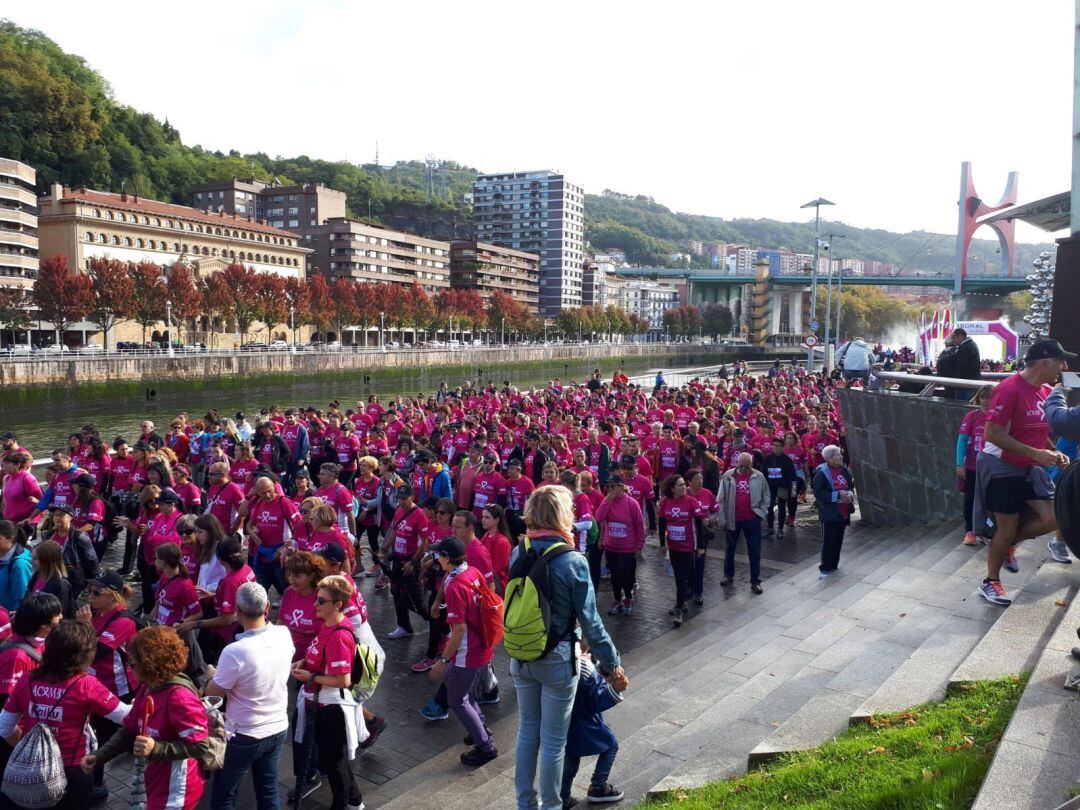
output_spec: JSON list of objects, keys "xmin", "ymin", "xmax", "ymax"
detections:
[
  {"xmin": 306, "ymin": 274, "xmax": 334, "ymax": 342},
  {"xmin": 254, "ymin": 273, "xmax": 289, "ymax": 341},
  {"xmin": 33, "ymin": 254, "xmax": 92, "ymax": 346},
  {"xmin": 200, "ymin": 273, "xmax": 232, "ymax": 349},
  {"xmin": 215, "ymin": 262, "xmax": 261, "ymax": 343},
  {"xmin": 166, "ymin": 263, "xmax": 202, "ymax": 346},
  {"xmin": 453, "ymin": 288, "xmax": 485, "ymax": 339},
  {"xmin": 86, "ymin": 256, "xmax": 135, "ymax": 350},
  {"xmin": 331, "ymin": 278, "xmax": 359, "ymax": 344},
  {"xmin": 406, "ymin": 283, "xmax": 435, "ymax": 345},
  {"xmin": 130, "ymin": 261, "xmax": 167, "ymax": 344},
  {"xmin": 284, "ymin": 277, "xmax": 311, "ymax": 345},
  {"xmin": 382, "ymin": 283, "xmax": 410, "ymax": 344},
  {"xmin": 487, "ymin": 290, "xmax": 528, "ymax": 342},
  {"xmin": 353, "ymin": 282, "xmax": 381, "ymax": 347}
]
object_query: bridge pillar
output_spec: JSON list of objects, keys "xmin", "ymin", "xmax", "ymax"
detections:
[
  {"xmin": 953, "ymin": 161, "xmax": 1018, "ymax": 294},
  {"xmin": 748, "ymin": 260, "xmax": 771, "ymax": 346}
]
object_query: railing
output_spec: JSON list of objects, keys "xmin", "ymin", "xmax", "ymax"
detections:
[{"xmin": 872, "ymin": 371, "xmax": 1000, "ymax": 397}]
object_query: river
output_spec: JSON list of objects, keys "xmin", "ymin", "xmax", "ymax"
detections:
[{"xmin": 5, "ymin": 356, "xmax": 679, "ymax": 458}]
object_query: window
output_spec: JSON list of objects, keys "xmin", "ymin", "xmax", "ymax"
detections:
[
  {"xmin": 107, "ymin": 211, "xmax": 114, "ymax": 220},
  {"xmin": 91, "ymin": 209, "xmax": 101, "ymax": 218},
  {"xmin": 117, "ymin": 213, "xmax": 126, "ymax": 222},
  {"xmin": 111, "ymin": 235, "xmax": 120, "ymax": 245},
  {"xmin": 289, "ymin": 219, "xmax": 299, "ymax": 227},
  {"xmin": 141, "ymin": 216, "xmax": 149, "ymax": 225},
  {"xmin": 136, "ymin": 239, "xmax": 144, "ymax": 248},
  {"xmin": 148, "ymin": 240, "xmax": 156, "ymax": 249},
  {"xmin": 154, "ymin": 218, "xmax": 161, "ymax": 227},
  {"xmin": 84, "ymin": 232, "xmax": 93, "ymax": 242},
  {"xmin": 97, "ymin": 234, "xmax": 106, "ymax": 243}
]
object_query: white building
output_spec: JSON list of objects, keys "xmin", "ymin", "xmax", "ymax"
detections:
[
  {"xmin": 473, "ymin": 169, "xmax": 585, "ymax": 316},
  {"xmin": 0, "ymin": 157, "xmax": 38, "ymax": 293},
  {"xmin": 618, "ymin": 280, "xmax": 679, "ymax": 337}
]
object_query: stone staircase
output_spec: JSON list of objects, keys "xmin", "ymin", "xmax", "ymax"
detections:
[{"xmin": 366, "ymin": 521, "xmax": 1073, "ymax": 809}]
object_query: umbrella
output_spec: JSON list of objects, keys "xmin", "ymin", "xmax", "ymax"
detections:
[{"xmin": 129, "ymin": 694, "xmax": 154, "ymax": 810}]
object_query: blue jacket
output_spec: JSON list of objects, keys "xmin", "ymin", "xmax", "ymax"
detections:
[
  {"xmin": 1046, "ymin": 387, "xmax": 1080, "ymax": 441},
  {"xmin": 0, "ymin": 546, "xmax": 32, "ymax": 612},
  {"xmin": 566, "ymin": 658, "xmax": 623, "ymax": 758},
  {"xmin": 290, "ymin": 425, "xmax": 310, "ymax": 465},
  {"xmin": 508, "ymin": 536, "xmax": 620, "ymax": 671},
  {"xmin": 812, "ymin": 462, "xmax": 855, "ymax": 525},
  {"xmin": 420, "ymin": 463, "xmax": 452, "ymax": 502}
]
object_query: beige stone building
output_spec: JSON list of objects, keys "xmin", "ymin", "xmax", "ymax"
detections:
[
  {"xmin": 450, "ymin": 240, "xmax": 539, "ymax": 314},
  {"xmin": 0, "ymin": 157, "xmax": 38, "ymax": 293}
]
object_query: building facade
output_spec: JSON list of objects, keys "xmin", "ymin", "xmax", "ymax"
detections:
[
  {"xmin": 305, "ymin": 218, "xmax": 450, "ymax": 295},
  {"xmin": 617, "ymin": 280, "xmax": 679, "ymax": 338},
  {"xmin": 472, "ymin": 169, "xmax": 585, "ymax": 317},
  {"xmin": 582, "ymin": 260, "xmax": 621, "ymax": 309},
  {"xmin": 449, "ymin": 240, "xmax": 540, "ymax": 314},
  {"xmin": 0, "ymin": 158, "xmax": 38, "ymax": 292},
  {"xmin": 192, "ymin": 179, "xmax": 348, "ymax": 231}
]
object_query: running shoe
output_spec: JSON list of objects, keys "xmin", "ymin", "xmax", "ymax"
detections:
[
  {"xmin": 672, "ymin": 608, "xmax": 683, "ymax": 627},
  {"xmin": 419, "ymin": 699, "xmax": 449, "ymax": 721},
  {"xmin": 1049, "ymin": 537, "xmax": 1073, "ymax": 564},
  {"xmin": 979, "ymin": 579, "xmax": 1012, "ymax": 606},
  {"xmin": 366, "ymin": 563, "xmax": 381, "ymax": 578},
  {"xmin": 477, "ymin": 688, "xmax": 500, "ymax": 705},
  {"xmin": 962, "ymin": 531, "xmax": 978, "ymax": 546},
  {"xmin": 719, "ymin": 577, "xmax": 733, "ymax": 587},
  {"xmin": 410, "ymin": 657, "xmax": 437, "ymax": 673},
  {"xmin": 819, "ymin": 570, "xmax": 832, "ymax": 580},
  {"xmin": 623, "ymin": 598, "xmax": 634, "ymax": 615},
  {"xmin": 607, "ymin": 602, "xmax": 624, "ymax": 616},
  {"xmin": 287, "ymin": 778, "xmax": 323, "ymax": 802},
  {"xmin": 360, "ymin": 715, "xmax": 387, "ymax": 749},
  {"xmin": 764, "ymin": 527, "xmax": 775, "ymax": 539},
  {"xmin": 374, "ymin": 574, "xmax": 390, "ymax": 590},
  {"xmin": 786, "ymin": 515, "xmax": 796, "ymax": 526},
  {"xmin": 564, "ymin": 799, "xmax": 580, "ymax": 809},
  {"xmin": 586, "ymin": 784, "xmax": 624, "ymax": 804},
  {"xmin": 1004, "ymin": 548, "xmax": 1019, "ymax": 573},
  {"xmin": 387, "ymin": 626, "xmax": 413, "ymax": 639},
  {"xmin": 460, "ymin": 746, "xmax": 498, "ymax": 767}
]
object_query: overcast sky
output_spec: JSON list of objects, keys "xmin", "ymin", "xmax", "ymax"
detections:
[{"xmin": 5, "ymin": 1, "xmax": 1072, "ymax": 242}]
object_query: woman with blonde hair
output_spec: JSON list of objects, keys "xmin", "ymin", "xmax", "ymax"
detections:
[
  {"xmin": 29, "ymin": 539, "xmax": 74, "ymax": 618},
  {"xmin": 510, "ymin": 485, "xmax": 628, "ymax": 810}
]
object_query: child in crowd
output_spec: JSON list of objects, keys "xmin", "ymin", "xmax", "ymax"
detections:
[{"xmin": 561, "ymin": 640, "xmax": 626, "ymax": 809}]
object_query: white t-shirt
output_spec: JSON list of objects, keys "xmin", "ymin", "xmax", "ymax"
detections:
[{"xmin": 213, "ymin": 623, "xmax": 293, "ymax": 738}]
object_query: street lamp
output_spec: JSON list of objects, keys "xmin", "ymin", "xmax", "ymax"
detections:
[
  {"xmin": 165, "ymin": 299, "xmax": 174, "ymax": 358},
  {"xmin": 821, "ymin": 233, "xmax": 846, "ymax": 370},
  {"xmin": 801, "ymin": 197, "xmax": 835, "ymax": 370},
  {"xmin": 501, "ymin": 317, "xmax": 505, "ymax": 347},
  {"xmin": 289, "ymin": 304, "xmax": 296, "ymax": 354},
  {"xmin": 379, "ymin": 311, "xmax": 385, "ymax": 351}
]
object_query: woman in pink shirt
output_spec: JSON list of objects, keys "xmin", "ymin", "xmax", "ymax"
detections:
[
  {"xmin": 152, "ymin": 543, "xmax": 201, "ymax": 629},
  {"xmin": 279, "ymin": 551, "xmax": 327, "ymax": 660},
  {"xmin": 657, "ymin": 475, "xmax": 705, "ymax": 627},
  {"xmin": 1, "ymin": 451, "xmax": 40, "ymax": 526},
  {"xmin": 595, "ymin": 474, "xmax": 645, "ymax": 616},
  {"xmin": 479, "ymin": 505, "xmax": 512, "ymax": 594}
]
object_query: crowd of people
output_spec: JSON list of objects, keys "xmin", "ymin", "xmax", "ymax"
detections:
[{"xmin": 0, "ymin": 360, "xmax": 857, "ymax": 810}]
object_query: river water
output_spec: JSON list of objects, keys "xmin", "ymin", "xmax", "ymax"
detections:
[{"xmin": 5, "ymin": 356, "xmax": 678, "ymax": 458}]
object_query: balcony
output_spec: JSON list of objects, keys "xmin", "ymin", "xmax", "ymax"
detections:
[
  {"xmin": 0, "ymin": 231, "xmax": 37, "ymax": 250},
  {"xmin": 0, "ymin": 183, "xmax": 36, "ymax": 208}
]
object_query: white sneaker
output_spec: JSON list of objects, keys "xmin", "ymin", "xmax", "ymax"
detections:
[
  {"xmin": 1049, "ymin": 538, "xmax": 1073, "ymax": 564},
  {"xmin": 387, "ymin": 626, "xmax": 413, "ymax": 639}
]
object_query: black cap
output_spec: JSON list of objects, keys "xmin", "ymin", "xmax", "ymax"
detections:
[
  {"xmin": 433, "ymin": 536, "xmax": 466, "ymax": 559},
  {"xmin": 90, "ymin": 570, "xmax": 125, "ymax": 593},
  {"xmin": 1025, "ymin": 339, "xmax": 1077, "ymax": 363},
  {"xmin": 71, "ymin": 472, "xmax": 96, "ymax": 489},
  {"xmin": 235, "ymin": 411, "xmax": 245, "ymax": 420},
  {"xmin": 620, "ymin": 455, "xmax": 636, "ymax": 469},
  {"xmin": 155, "ymin": 489, "xmax": 181, "ymax": 506},
  {"xmin": 423, "ymin": 496, "xmax": 441, "ymax": 510},
  {"xmin": 396, "ymin": 484, "xmax": 415, "ymax": 501},
  {"xmin": 318, "ymin": 543, "xmax": 347, "ymax": 564},
  {"xmin": 49, "ymin": 503, "xmax": 74, "ymax": 516},
  {"xmin": 415, "ymin": 451, "xmax": 434, "ymax": 464},
  {"xmin": 294, "ymin": 469, "xmax": 311, "ymax": 480},
  {"xmin": 506, "ymin": 458, "xmax": 523, "ymax": 468},
  {"xmin": 0, "ymin": 432, "xmax": 14, "ymax": 440}
]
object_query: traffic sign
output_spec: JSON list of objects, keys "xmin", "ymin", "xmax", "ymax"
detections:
[
  {"xmin": 810, "ymin": 320, "xmax": 819, "ymax": 331},
  {"xmin": 804, "ymin": 335, "xmax": 819, "ymax": 348}
]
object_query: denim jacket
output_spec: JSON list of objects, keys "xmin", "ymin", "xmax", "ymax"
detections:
[{"xmin": 509, "ymin": 536, "xmax": 620, "ymax": 671}]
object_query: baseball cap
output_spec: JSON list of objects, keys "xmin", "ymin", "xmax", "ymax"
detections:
[
  {"xmin": 396, "ymin": 484, "xmax": 415, "ymax": 501},
  {"xmin": 90, "ymin": 571, "xmax": 126, "ymax": 593},
  {"xmin": 49, "ymin": 503, "xmax": 74, "ymax": 516},
  {"xmin": 173, "ymin": 464, "xmax": 190, "ymax": 477},
  {"xmin": 235, "ymin": 411, "xmax": 245, "ymax": 420},
  {"xmin": 318, "ymin": 543, "xmax": 347, "ymax": 564},
  {"xmin": 0, "ymin": 432, "xmax": 14, "ymax": 440},
  {"xmin": 415, "ymin": 451, "xmax": 434, "ymax": 464},
  {"xmin": 71, "ymin": 472, "xmax": 96, "ymax": 489},
  {"xmin": 506, "ymin": 458, "xmax": 523, "ymax": 468},
  {"xmin": 433, "ymin": 536, "xmax": 466, "ymax": 559},
  {"xmin": 482, "ymin": 451, "xmax": 497, "ymax": 464},
  {"xmin": 155, "ymin": 489, "xmax": 181, "ymax": 506},
  {"xmin": 294, "ymin": 469, "xmax": 311, "ymax": 480},
  {"xmin": 1025, "ymin": 339, "xmax": 1077, "ymax": 363}
]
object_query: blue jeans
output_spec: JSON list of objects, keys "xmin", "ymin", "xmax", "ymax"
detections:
[
  {"xmin": 724, "ymin": 516, "xmax": 763, "ymax": 584},
  {"xmin": 511, "ymin": 641, "xmax": 579, "ymax": 810},
  {"xmin": 210, "ymin": 729, "xmax": 286, "ymax": 810},
  {"xmin": 561, "ymin": 744, "xmax": 618, "ymax": 802}
]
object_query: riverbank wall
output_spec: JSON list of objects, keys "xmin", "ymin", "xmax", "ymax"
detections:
[{"xmin": 0, "ymin": 343, "xmax": 797, "ymax": 406}]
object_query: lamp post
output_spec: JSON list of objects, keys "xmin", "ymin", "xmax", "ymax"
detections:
[
  {"xmin": 289, "ymin": 304, "xmax": 296, "ymax": 354},
  {"xmin": 501, "ymin": 317, "xmax": 505, "ymax": 347},
  {"xmin": 165, "ymin": 299, "xmax": 174, "ymax": 357},
  {"xmin": 821, "ymin": 233, "xmax": 846, "ymax": 371},
  {"xmin": 379, "ymin": 311, "xmax": 385, "ymax": 351},
  {"xmin": 801, "ymin": 197, "xmax": 835, "ymax": 370}
]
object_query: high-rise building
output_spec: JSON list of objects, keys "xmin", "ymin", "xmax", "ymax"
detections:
[
  {"xmin": 472, "ymin": 170, "xmax": 584, "ymax": 316},
  {"xmin": 0, "ymin": 158, "xmax": 38, "ymax": 292},
  {"xmin": 582, "ymin": 260, "xmax": 621, "ymax": 309},
  {"xmin": 450, "ymin": 240, "xmax": 540, "ymax": 314},
  {"xmin": 192, "ymin": 179, "xmax": 347, "ymax": 232}
]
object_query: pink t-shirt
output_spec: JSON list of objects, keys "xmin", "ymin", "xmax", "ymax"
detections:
[
  {"xmin": 214, "ymin": 565, "xmax": 256, "ymax": 640},
  {"xmin": 1, "ymin": 470, "xmax": 42, "ymax": 523},
  {"xmin": 7, "ymin": 674, "xmax": 121, "ymax": 764},
  {"xmin": 279, "ymin": 587, "xmax": 320, "ymax": 659},
  {"xmin": 301, "ymin": 623, "xmax": 355, "ymax": 700},
  {"xmin": 248, "ymin": 496, "xmax": 301, "ymax": 549},
  {"xmin": 0, "ymin": 636, "xmax": 41, "ymax": 696},
  {"xmin": 90, "ymin": 607, "xmax": 138, "ymax": 697},
  {"xmin": 444, "ymin": 564, "xmax": 494, "ymax": 667},
  {"xmin": 986, "ymin": 374, "xmax": 1052, "ymax": 468},
  {"xmin": 733, "ymin": 471, "xmax": 754, "ymax": 521},
  {"xmin": 659, "ymin": 494, "xmax": 704, "ymax": 553},
  {"xmin": 143, "ymin": 509, "xmax": 182, "ymax": 565},
  {"xmin": 481, "ymin": 531, "xmax": 511, "ymax": 586},
  {"xmin": 123, "ymin": 683, "xmax": 208, "ymax": 810},
  {"xmin": 465, "ymin": 538, "xmax": 494, "ymax": 584},
  {"xmin": 506, "ymin": 477, "xmax": 535, "ymax": 512},
  {"xmin": 392, "ymin": 506, "xmax": 430, "ymax": 557},
  {"xmin": 471, "ymin": 472, "xmax": 507, "ymax": 516},
  {"xmin": 204, "ymin": 481, "xmax": 245, "ymax": 532},
  {"xmin": 173, "ymin": 481, "xmax": 203, "ymax": 512},
  {"xmin": 229, "ymin": 459, "xmax": 259, "ymax": 494},
  {"xmin": 960, "ymin": 408, "xmax": 989, "ymax": 470},
  {"xmin": 155, "ymin": 575, "xmax": 200, "ymax": 627},
  {"xmin": 829, "ymin": 466, "xmax": 853, "ymax": 519}
]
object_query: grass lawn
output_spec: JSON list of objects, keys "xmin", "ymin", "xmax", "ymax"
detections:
[{"xmin": 645, "ymin": 675, "xmax": 1026, "ymax": 810}]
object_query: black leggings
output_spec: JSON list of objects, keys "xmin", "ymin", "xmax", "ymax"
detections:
[
  {"xmin": 963, "ymin": 468, "xmax": 976, "ymax": 532},
  {"xmin": 315, "ymin": 705, "xmax": 362, "ymax": 810},
  {"xmin": 606, "ymin": 550, "xmax": 636, "ymax": 602},
  {"xmin": 425, "ymin": 590, "xmax": 448, "ymax": 659},
  {"xmin": 670, "ymin": 549, "xmax": 695, "ymax": 609},
  {"xmin": 361, "ymin": 524, "xmax": 381, "ymax": 561},
  {"xmin": 391, "ymin": 556, "xmax": 425, "ymax": 633}
]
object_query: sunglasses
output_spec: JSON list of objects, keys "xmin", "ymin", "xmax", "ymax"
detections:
[
  {"xmin": 88, "ymin": 588, "xmax": 107, "ymax": 597},
  {"xmin": 180, "ymin": 529, "xmax": 196, "ymax": 536},
  {"xmin": 315, "ymin": 597, "xmax": 339, "ymax": 606}
]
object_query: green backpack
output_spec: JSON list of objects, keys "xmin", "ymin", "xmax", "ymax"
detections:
[
  {"xmin": 502, "ymin": 536, "xmax": 575, "ymax": 662},
  {"xmin": 586, "ymin": 518, "xmax": 600, "ymax": 546}
]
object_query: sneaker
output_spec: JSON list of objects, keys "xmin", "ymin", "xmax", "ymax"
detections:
[
  {"xmin": 1049, "ymin": 538, "xmax": 1073, "ymax": 564},
  {"xmin": 477, "ymin": 688, "xmax": 500, "ymax": 705},
  {"xmin": 623, "ymin": 598, "xmax": 633, "ymax": 615},
  {"xmin": 719, "ymin": 576, "xmax": 733, "ymax": 587},
  {"xmin": 360, "ymin": 714, "xmax": 387, "ymax": 749},
  {"xmin": 1004, "ymin": 548, "xmax": 1019, "ymax": 573},
  {"xmin": 600, "ymin": 565, "xmax": 611, "ymax": 579},
  {"xmin": 410, "ymin": 656, "xmax": 437, "ymax": 673},
  {"xmin": 367, "ymin": 562, "xmax": 381, "ymax": 577},
  {"xmin": 347, "ymin": 803, "xmax": 365, "ymax": 810},
  {"xmin": 693, "ymin": 595, "xmax": 704, "ymax": 607},
  {"xmin": 786, "ymin": 515, "xmax": 796, "ymax": 526},
  {"xmin": 979, "ymin": 579, "xmax": 1012, "ymax": 606},
  {"xmin": 586, "ymin": 783, "xmax": 624, "ymax": 804},
  {"xmin": 976, "ymin": 535, "xmax": 990, "ymax": 547},
  {"xmin": 387, "ymin": 626, "xmax": 413, "ymax": 639},
  {"xmin": 374, "ymin": 573, "xmax": 390, "ymax": 590},
  {"xmin": 463, "ymin": 726, "xmax": 491, "ymax": 746},
  {"xmin": 607, "ymin": 602, "xmax": 624, "ymax": 616},
  {"xmin": 287, "ymin": 778, "xmax": 323, "ymax": 802},
  {"xmin": 1065, "ymin": 672, "xmax": 1080, "ymax": 692},
  {"xmin": 672, "ymin": 608, "xmax": 683, "ymax": 627},
  {"xmin": 87, "ymin": 785, "xmax": 108, "ymax": 806},
  {"xmin": 764, "ymin": 527, "xmax": 775, "ymax": 538},
  {"xmin": 460, "ymin": 745, "xmax": 498, "ymax": 767},
  {"xmin": 751, "ymin": 583, "xmax": 763, "ymax": 595},
  {"xmin": 819, "ymin": 570, "xmax": 831, "ymax": 579},
  {"xmin": 963, "ymin": 531, "xmax": 978, "ymax": 546},
  {"xmin": 419, "ymin": 699, "xmax": 449, "ymax": 721},
  {"xmin": 564, "ymin": 799, "xmax": 580, "ymax": 809}
]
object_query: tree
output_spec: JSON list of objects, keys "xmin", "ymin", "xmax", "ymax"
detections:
[
  {"xmin": 382, "ymin": 284, "xmax": 411, "ymax": 344},
  {"xmin": 200, "ymin": 273, "xmax": 231, "ymax": 349},
  {"xmin": 702, "ymin": 302, "xmax": 734, "ymax": 338},
  {"xmin": 283, "ymin": 277, "xmax": 311, "ymax": 345},
  {"xmin": 487, "ymin": 290, "xmax": 527, "ymax": 342},
  {"xmin": 0, "ymin": 287, "xmax": 33, "ymax": 346},
  {"xmin": 306, "ymin": 274, "xmax": 334, "ymax": 342},
  {"xmin": 331, "ymin": 278, "xmax": 359, "ymax": 344},
  {"xmin": 129, "ymin": 262, "xmax": 167, "ymax": 344},
  {"xmin": 253, "ymin": 273, "xmax": 288, "ymax": 341},
  {"xmin": 33, "ymin": 254, "xmax": 91, "ymax": 346},
  {"xmin": 166, "ymin": 262, "xmax": 201, "ymax": 345},
  {"xmin": 215, "ymin": 262, "xmax": 260, "ymax": 343},
  {"xmin": 86, "ymin": 256, "xmax": 135, "ymax": 350},
  {"xmin": 406, "ymin": 283, "xmax": 435, "ymax": 345},
  {"xmin": 353, "ymin": 282, "xmax": 381, "ymax": 346}
]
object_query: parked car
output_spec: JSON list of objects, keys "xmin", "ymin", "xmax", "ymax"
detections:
[
  {"xmin": 75, "ymin": 344, "xmax": 104, "ymax": 354},
  {"xmin": 36, "ymin": 344, "xmax": 71, "ymax": 355},
  {"xmin": 240, "ymin": 342, "xmax": 269, "ymax": 352},
  {"xmin": 268, "ymin": 340, "xmax": 289, "ymax": 351}
]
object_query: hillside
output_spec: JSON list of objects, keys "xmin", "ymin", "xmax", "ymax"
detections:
[{"xmin": 0, "ymin": 20, "xmax": 1053, "ymax": 272}]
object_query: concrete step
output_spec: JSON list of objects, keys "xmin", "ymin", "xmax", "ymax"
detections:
[{"xmin": 971, "ymin": 585, "xmax": 1080, "ymax": 810}]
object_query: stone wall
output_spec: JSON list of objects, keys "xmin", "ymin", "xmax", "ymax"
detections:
[
  {"xmin": 0, "ymin": 343, "xmax": 738, "ymax": 389},
  {"xmin": 838, "ymin": 388, "xmax": 972, "ymax": 526}
]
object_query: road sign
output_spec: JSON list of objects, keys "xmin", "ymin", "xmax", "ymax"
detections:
[
  {"xmin": 804, "ymin": 335, "xmax": 819, "ymax": 348},
  {"xmin": 810, "ymin": 320, "xmax": 820, "ymax": 331}
]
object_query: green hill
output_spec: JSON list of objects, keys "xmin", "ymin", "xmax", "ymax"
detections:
[{"xmin": 0, "ymin": 20, "xmax": 1053, "ymax": 275}]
